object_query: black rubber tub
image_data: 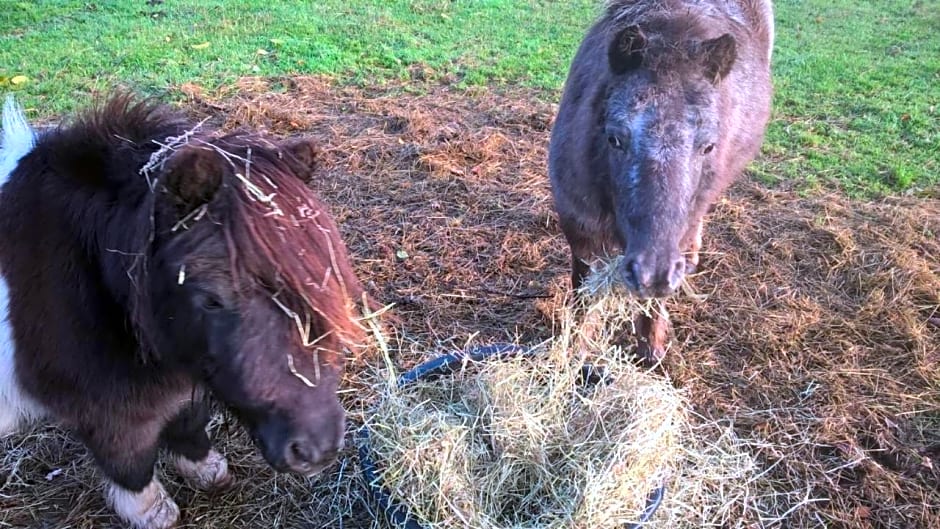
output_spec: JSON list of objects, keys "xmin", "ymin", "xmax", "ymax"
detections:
[{"xmin": 357, "ymin": 344, "xmax": 666, "ymax": 529}]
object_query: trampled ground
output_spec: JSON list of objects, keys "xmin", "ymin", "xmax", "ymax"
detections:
[{"xmin": 1, "ymin": 78, "xmax": 937, "ymax": 529}]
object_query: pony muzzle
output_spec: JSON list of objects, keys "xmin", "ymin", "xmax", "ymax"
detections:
[
  {"xmin": 620, "ymin": 249, "xmax": 687, "ymax": 299},
  {"xmin": 251, "ymin": 406, "xmax": 346, "ymax": 477}
]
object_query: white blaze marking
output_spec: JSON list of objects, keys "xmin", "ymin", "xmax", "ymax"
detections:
[
  {"xmin": 0, "ymin": 96, "xmax": 42, "ymax": 436},
  {"xmin": 627, "ymin": 109, "xmax": 652, "ymax": 190},
  {"xmin": 0, "ymin": 272, "xmax": 41, "ymax": 435}
]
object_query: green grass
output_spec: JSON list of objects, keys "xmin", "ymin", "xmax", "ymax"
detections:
[
  {"xmin": 754, "ymin": 0, "xmax": 940, "ymax": 197},
  {"xmin": 0, "ymin": 0, "xmax": 596, "ymax": 105},
  {"xmin": 1, "ymin": 0, "xmax": 937, "ymax": 197}
]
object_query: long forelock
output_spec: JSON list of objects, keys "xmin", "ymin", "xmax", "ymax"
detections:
[{"xmin": 216, "ymin": 143, "xmax": 367, "ymax": 363}]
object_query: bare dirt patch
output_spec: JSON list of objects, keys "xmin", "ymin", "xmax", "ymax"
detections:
[{"xmin": 2, "ymin": 76, "xmax": 938, "ymax": 528}]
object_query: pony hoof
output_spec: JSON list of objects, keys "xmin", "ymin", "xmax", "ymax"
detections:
[
  {"xmin": 137, "ymin": 494, "xmax": 180, "ymax": 529},
  {"xmin": 173, "ymin": 449, "xmax": 234, "ymax": 492},
  {"xmin": 107, "ymin": 479, "xmax": 179, "ymax": 529}
]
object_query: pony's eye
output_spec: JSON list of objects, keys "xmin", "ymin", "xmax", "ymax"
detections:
[
  {"xmin": 199, "ymin": 294, "xmax": 225, "ymax": 312},
  {"xmin": 604, "ymin": 126, "xmax": 630, "ymax": 151},
  {"xmin": 701, "ymin": 143, "xmax": 716, "ymax": 155}
]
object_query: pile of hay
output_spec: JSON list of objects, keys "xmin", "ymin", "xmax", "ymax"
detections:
[
  {"xmin": 363, "ymin": 264, "xmax": 759, "ymax": 529},
  {"xmin": 367, "ymin": 352, "xmax": 679, "ymax": 528}
]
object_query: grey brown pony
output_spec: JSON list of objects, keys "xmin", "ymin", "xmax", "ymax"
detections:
[{"xmin": 549, "ymin": 0, "xmax": 774, "ymax": 359}]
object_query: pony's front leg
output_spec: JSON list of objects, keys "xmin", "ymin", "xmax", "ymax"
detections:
[
  {"xmin": 106, "ymin": 478, "xmax": 179, "ymax": 529},
  {"xmin": 162, "ymin": 401, "xmax": 233, "ymax": 492},
  {"xmin": 80, "ymin": 423, "xmax": 179, "ymax": 529},
  {"xmin": 633, "ymin": 309, "xmax": 670, "ymax": 364}
]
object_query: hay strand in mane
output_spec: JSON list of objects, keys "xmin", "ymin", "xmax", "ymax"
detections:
[{"xmin": 221, "ymin": 142, "xmax": 368, "ymax": 362}]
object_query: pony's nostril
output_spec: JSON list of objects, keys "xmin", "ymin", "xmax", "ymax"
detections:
[
  {"xmin": 625, "ymin": 258, "xmax": 654, "ymax": 289},
  {"xmin": 286, "ymin": 439, "xmax": 317, "ymax": 470},
  {"xmin": 289, "ymin": 441, "xmax": 303, "ymax": 459},
  {"xmin": 620, "ymin": 258, "xmax": 640, "ymax": 290},
  {"xmin": 668, "ymin": 257, "xmax": 686, "ymax": 290}
]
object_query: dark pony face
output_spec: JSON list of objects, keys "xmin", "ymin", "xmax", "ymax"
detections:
[
  {"xmin": 145, "ymin": 137, "xmax": 365, "ymax": 476},
  {"xmin": 604, "ymin": 24, "xmax": 737, "ymax": 298}
]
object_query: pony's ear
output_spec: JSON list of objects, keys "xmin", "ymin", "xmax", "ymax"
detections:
[
  {"xmin": 700, "ymin": 33, "xmax": 737, "ymax": 84},
  {"xmin": 608, "ymin": 25, "xmax": 646, "ymax": 74},
  {"xmin": 161, "ymin": 147, "xmax": 223, "ymax": 210},
  {"xmin": 277, "ymin": 137, "xmax": 320, "ymax": 184}
]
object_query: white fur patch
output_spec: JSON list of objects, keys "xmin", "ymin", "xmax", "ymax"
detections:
[
  {"xmin": 0, "ymin": 96, "xmax": 42, "ymax": 437},
  {"xmin": 627, "ymin": 109, "xmax": 652, "ymax": 192},
  {"xmin": 0, "ymin": 95, "xmax": 36, "ymax": 187},
  {"xmin": 171, "ymin": 449, "xmax": 233, "ymax": 491},
  {"xmin": 0, "ymin": 265, "xmax": 45, "ymax": 435},
  {"xmin": 106, "ymin": 478, "xmax": 180, "ymax": 529}
]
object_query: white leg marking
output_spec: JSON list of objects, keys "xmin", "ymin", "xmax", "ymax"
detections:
[
  {"xmin": 0, "ymin": 269, "xmax": 44, "ymax": 436},
  {"xmin": 171, "ymin": 449, "xmax": 233, "ymax": 491},
  {"xmin": 106, "ymin": 478, "xmax": 180, "ymax": 529}
]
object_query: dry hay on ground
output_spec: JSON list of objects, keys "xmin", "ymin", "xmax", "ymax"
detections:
[
  {"xmin": 665, "ymin": 185, "xmax": 940, "ymax": 528},
  {"xmin": 363, "ymin": 283, "xmax": 755, "ymax": 529},
  {"xmin": 365, "ymin": 341, "xmax": 685, "ymax": 529},
  {"xmin": 1, "ymin": 76, "xmax": 938, "ymax": 528}
]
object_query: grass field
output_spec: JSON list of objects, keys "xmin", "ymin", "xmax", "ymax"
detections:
[{"xmin": 1, "ymin": 0, "xmax": 938, "ymax": 196}]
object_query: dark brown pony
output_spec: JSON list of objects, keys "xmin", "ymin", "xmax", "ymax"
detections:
[
  {"xmin": 549, "ymin": 0, "xmax": 774, "ymax": 359},
  {"xmin": 0, "ymin": 93, "xmax": 370, "ymax": 529}
]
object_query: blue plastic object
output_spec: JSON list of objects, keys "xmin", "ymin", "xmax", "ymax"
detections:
[{"xmin": 357, "ymin": 344, "xmax": 666, "ymax": 529}]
